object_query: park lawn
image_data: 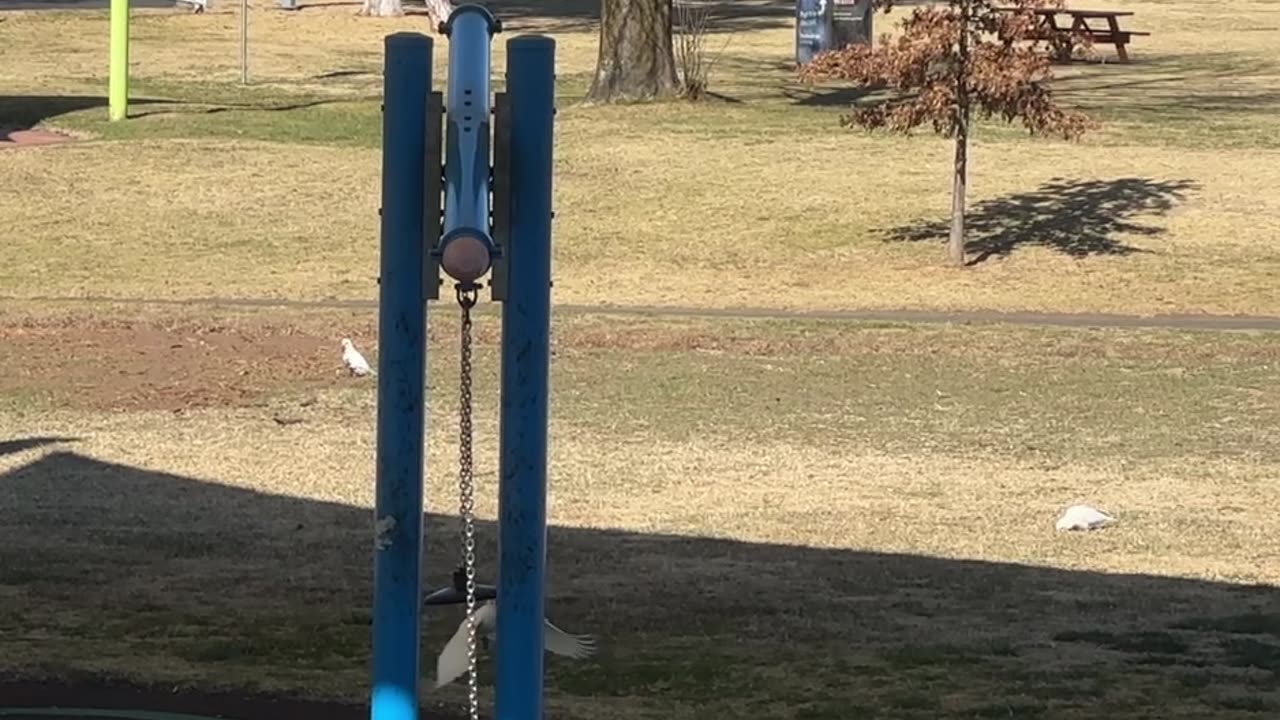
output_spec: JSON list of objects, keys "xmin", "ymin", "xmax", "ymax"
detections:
[
  {"xmin": 2, "ymin": 1, "xmax": 1280, "ymax": 316},
  {"xmin": 1, "ymin": 304, "xmax": 1279, "ymax": 718},
  {"xmin": 1, "ymin": 0, "xmax": 1279, "ymax": 715}
]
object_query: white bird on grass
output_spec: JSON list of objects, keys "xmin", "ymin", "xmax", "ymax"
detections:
[
  {"xmin": 341, "ymin": 338, "xmax": 373, "ymax": 377},
  {"xmin": 1056, "ymin": 504, "xmax": 1116, "ymax": 532},
  {"xmin": 435, "ymin": 601, "xmax": 597, "ymax": 688}
]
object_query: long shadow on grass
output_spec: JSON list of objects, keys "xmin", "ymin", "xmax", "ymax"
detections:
[
  {"xmin": 490, "ymin": 0, "xmax": 794, "ymax": 31},
  {"xmin": 0, "ymin": 95, "xmax": 174, "ymax": 137},
  {"xmin": 2, "ymin": 452, "xmax": 1277, "ymax": 718},
  {"xmin": 298, "ymin": 0, "xmax": 794, "ymax": 31},
  {"xmin": 883, "ymin": 177, "xmax": 1199, "ymax": 265},
  {"xmin": 130, "ymin": 97, "xmax": 368, "ymax": 119},
  {"xmin": 1051, "ymin": 53, "xmax": 1280, "ymax": 118},
  {"xmin": 0, "ymin": 436, "xmax": 80, "ymax": 459},
  {"xmin": 0, "ymin": 93, "xmax": 365, "ymax": 132}
]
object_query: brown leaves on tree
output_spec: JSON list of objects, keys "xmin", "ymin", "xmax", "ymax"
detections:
[{"xmin": 799, "ymin": 0, "xmax": 1094, "ymax": 140}]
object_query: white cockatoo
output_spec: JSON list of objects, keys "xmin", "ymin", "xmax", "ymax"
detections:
[
  {"xmin": 341, "ymin": 338, "xmax": 373, "ymax": 377},
  {"xmin": 435, "ymin": 601, "xmax": 596, "ymax": 688},
  {"xmin": 1055, "ymin": 504, "xmax": 1116, "ymax": 531}
]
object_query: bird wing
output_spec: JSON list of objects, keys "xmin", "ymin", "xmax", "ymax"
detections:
[
  {"xmin": 1085, "ymin": 507, "xmax": 1115, "ymax": 527},
  {"xmin": 1058, "ymin": 505, "xmax": 1114, "ymax": 530},
  {"xmin": 434, "ymin": 603, "xmax": 496, "ymax": 688},
  {"xmin": 543, "ymin": 618, "xmax": 597, "ymax": 659}
]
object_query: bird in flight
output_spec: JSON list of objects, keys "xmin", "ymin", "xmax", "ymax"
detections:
[{"xmin": 435, "ymin": 601, "xmax": 597, "ymax": 688}]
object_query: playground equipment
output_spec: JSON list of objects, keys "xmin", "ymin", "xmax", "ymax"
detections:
[
  {"xmin": 109, "ymin": 0, "xmax": 128, "ymax": 121},
  {"xmin": 107, "ymin": 0, "xmax": 252, "ymax": 121},
  {"xmin": 371, "ymin": 6, "xmax": 556, "ymax": 720}
]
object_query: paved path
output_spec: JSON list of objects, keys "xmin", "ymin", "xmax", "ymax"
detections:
[{"xmin": 8, "ymin": 294, "xmax": 1280, "ymax": 331}]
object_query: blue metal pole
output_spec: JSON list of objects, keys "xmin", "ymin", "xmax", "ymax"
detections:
[
  {"xmin": 495, "ymin": 34, "xmax": 556, "ymax": 720},
  {"xmin": 372, "ymin": 31, "xmax": 431, "ymax": 720},
  {"xmin": 441, "ymin": 6, "xmax": 500, "ymax": 261}
]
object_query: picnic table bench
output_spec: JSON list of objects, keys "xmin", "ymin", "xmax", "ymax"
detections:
[{"xmin": 998, "ymin": 7, "xmax": 1150, "ymax": 63}]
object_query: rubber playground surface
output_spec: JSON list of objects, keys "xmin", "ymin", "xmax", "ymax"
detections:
[{"xmin": 0, "ymin": 677, "xmax": 445, "ymax": 720}]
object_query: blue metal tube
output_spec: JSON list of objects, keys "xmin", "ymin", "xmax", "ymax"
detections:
[
  {"xmin": 495, "ymin": 34, "xmax": 556, "ymax": 720},
  {"xmin": 371, "ymin": 31, "xmax": 431, "ymax": 720},
  {"xmin": 442, "ymin": 6, "xmax": 499, "ymax": 250}
]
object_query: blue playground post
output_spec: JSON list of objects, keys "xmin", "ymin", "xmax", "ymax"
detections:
[
  {"xmin": 495, "ymin": 34, "xmax": 557, "ymax": 720},
  {"xmin": 371, "ymin": 32, "xmax": 431, "ymax": 720},
  {"xmin": 370, "ymin": 9, "xmax": 558, "ymax": 720}
]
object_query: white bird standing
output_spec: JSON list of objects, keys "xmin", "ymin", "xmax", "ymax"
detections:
[
  {"xmin": 341, "ymin": 338, "xmax": 373, "ymax": 377},
  {"xmin": 435, "ymin": 601, "xmax": 597, "ymax": 688},
  {"xmin": 1055, "ymin": 504, "xmax": 1116, "ymax": 531}
]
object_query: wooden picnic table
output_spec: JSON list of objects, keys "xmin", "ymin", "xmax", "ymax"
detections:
[{"xmin": 998, "ymin": 7, "xmax": 1150, "ymax": 63}]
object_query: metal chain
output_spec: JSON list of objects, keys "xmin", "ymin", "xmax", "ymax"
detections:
[{"xmin": 456, "ymin": 283, "xmax": 480, "ymax": 720}]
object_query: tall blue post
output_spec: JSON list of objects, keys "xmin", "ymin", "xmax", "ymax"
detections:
[
  {"xmin": 372, "ymin": 31, "xmax": 431, "ymax": 720},
  {"xmin": 495, "ymin": 34, "xmax": 556, "ymax": 720}
]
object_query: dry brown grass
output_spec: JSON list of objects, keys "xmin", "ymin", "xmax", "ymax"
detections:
[
  {"xmin": 0, "ymin": 140, "xmax": 380, "ymax": 301},
  {"xmin": 2, "ymin": 2, "xmax": 1280, "ymax": 715},
  {"xmin": 2, "ymin": 135, "xmax": 1279, "ymax": 315},
  {"xmin": 1, "ymin": 2, "xmax": 1279, "ymax": 316},
  {"xmin": 1, "ymin": 305, "xmax": 1278, "ymax": 717}
]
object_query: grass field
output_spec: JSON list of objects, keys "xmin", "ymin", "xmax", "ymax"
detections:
[
  {"xmin": 1, "ymin": 0, "xmax": 1279, "ymax": 314},
  {"xmin": 2, "ymin": 0, "xmax": 1280, "ymax": 718},
  {"xmin": 2, "ymin": 304, "xmax": 1278, "ymax": 717}
]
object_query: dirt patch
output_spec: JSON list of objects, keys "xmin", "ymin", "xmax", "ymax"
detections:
[
  {"xmin": 0, "ymin": 128, "xmax": 75, "ymax": 148},
  {"xmin": 0, "ymin": 675, "xmax": 456, "ymax": 720},
  {"xmin": 0, "ymin": 316, "xmax": 353, "ymax": 411}
]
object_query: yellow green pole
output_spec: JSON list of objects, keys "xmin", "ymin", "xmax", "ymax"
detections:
[{"xmin": 109, "ymin": 0, "xmax": 129, "ymax": 121}]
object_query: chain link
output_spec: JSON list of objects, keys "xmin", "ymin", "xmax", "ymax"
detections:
[{"xmin": 456, "ymin": 283, "xmax": 480, "ymax": 720}]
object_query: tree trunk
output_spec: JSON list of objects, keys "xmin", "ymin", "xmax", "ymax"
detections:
[
  {"xmin": 947, "ymin": 6, "xmax": 971, "ymax": 268},
  {"xmin": 422, "ymin": 0, "xmax": 455, "ymax": 26},
  {"xmin": 948, "ymin": 115, "xmax": 968, "ymax": 267},
  {"xmin": 358, "ymin": 0, "xmax": 403, "ymax": 17},
  {"xmin": 586, "ymin": 0, "xmax": 680, "ymax": 103}
]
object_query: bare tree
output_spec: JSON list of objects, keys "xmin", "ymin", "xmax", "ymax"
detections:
[
  {"xmin": 801, "ymin": 0, "xmax": 1094, "ymax": 266},
  {"xmin": 357, "ymin": 0, "xmax": 453, "ymax": 23},
  {"xmin": 673, "ymin": 1, "xmax": 729, "ymax": 99},
  {"xmin": 423, "ymin": 0, "xmax": 455, "ymax": 26},
  {"xmin": 587, "ymin": 0, "xmax": 680, "ymax": 103},
  {"xmin": 358, "ymin": 0, "xmax": 404, "ymax": 17}
]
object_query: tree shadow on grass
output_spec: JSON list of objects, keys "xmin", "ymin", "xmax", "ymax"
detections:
[
  {"xmin": 294, "ymin": 0, "xmax": 795, "ymax": 31},
  {"xmin": 1, "ymin": 450, "xmax": 1278, "ymax": 718},
  {"xmin": 883, "ymin": 177, "xmax": 1200, "ymax": 265}
]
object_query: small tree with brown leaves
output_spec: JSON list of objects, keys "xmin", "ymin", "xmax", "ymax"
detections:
[{"xmin": 801, "ymin": 0, "xmax": 1094, "ymax": 266}]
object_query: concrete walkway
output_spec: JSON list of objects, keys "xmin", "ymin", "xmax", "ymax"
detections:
[{"xmin": 9, "ymin": 294, "xmax": 1280, "ymax": 331}]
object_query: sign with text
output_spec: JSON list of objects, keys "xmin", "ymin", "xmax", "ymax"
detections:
[
  {"xmin": 796, "ymin": 0, "xmax": 873, "ymax": 65},
  {"xmin": 795, "ymin": 0, "xmax": 833, "ymax": 66}
]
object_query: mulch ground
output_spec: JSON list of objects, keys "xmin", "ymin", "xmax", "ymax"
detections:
[
  {"xmin": 0, "ymin": 676, "xmax": 462, "ymax": 719},
  {"xmin": 0, "ymin": 316, "xmax": 351, "ymax": 412},
  {"xmin": 0, "ymin": 128, "xmax": 75, "ymax": 148}
]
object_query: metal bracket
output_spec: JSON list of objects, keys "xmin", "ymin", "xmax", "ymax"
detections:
[
  {"xmin": 423, "ymin": 565, "xmax": 499, "ymax": 606},
  {"xmin": 424, "ymin": 90, "xmax": 445, "ymax": 301},
  {"xmin": 489, "ymin": 91, "xmax": 511, "ymax": 302}
]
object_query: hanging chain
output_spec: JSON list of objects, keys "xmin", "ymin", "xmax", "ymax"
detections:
[{"xmin": 456, "ymin": 283, "xmax": 481, "ymax": 720}]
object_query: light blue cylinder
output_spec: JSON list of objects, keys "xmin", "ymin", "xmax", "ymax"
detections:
[
  {"xmin": 495, "ymin": 33, "xmax": 556, "ymax": 720},
  {"xmin": 371, "ymin": 31, "xmax": 431, "ymax": 720},
  {"xmin": 442, "ymin": 6, "xmax": 500, "ymax": 255}
]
